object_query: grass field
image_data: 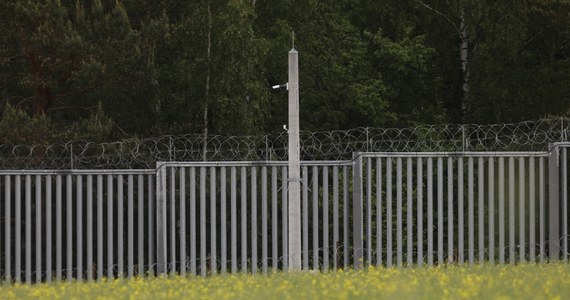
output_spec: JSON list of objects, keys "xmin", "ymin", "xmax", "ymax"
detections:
[{"xmin": 2, "ymin": 263, "xmax": 570, "ymax": 299}]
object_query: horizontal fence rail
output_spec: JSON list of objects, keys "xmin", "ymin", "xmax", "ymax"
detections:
[{"xmin": 0, "ymin": 143, "xmax": 569, "ymax": 282}]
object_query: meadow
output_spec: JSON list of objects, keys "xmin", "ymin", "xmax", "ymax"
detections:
[{"xmin": 1, "ymin": 263, "xmax": 569, "ymax": 299}]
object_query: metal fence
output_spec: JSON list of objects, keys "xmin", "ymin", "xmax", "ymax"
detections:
[
  {"xmin": 0, "ymin": 117, "xmax": 568, "ymax": 169},
  {"xmin": 351, "ymin": 143, "xmax": 570, "ymax": 268},
  {"xmin": 353, "ymin": 152, "xmax": 549, "ymax": 268},
  {"xmin": 0, "ymin": 143, "xmax": 569, "ymax": 283},
  {"xmin": 154, "ymin": 160, "xmax": 355, "ymax": 276},
  {"xmin": 0, "ymin": 170, "xmax": 156, "ymax": 282}
]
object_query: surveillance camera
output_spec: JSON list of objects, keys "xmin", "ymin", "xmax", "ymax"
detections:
[{"xmin": 272, "ymin": 83, "xmax": 288, "ymax": 90}]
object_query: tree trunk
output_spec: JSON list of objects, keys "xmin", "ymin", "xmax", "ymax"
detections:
[
  {"xmin": 459, "ymin": 11, "xmax": 470, "ymax": 123},
  {"xmin": 202, "ymin": 1, "xmax": 213, "ymax": 160},
  {"xmin": 33, "ymin": 85, "xmax": 53, "ymax": 116},
  {"xmin": 23, "ymin": 39, "xmax": 53, "ymax": 115}
]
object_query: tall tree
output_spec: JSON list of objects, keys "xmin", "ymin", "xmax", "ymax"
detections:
[
  {"xmin": 0, "ymin": 0, "xmax": 169, "ymax": 139},
  {"xmin": 155, "ymin": 0, "xmax": 270, "ymax": 137},
  {"xmin": 466, "ymin": 0, "xmax": 570, "ymax": 122}
]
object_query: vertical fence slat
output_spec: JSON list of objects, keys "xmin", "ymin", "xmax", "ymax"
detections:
[
  {"xmin": 46, "ymin": 175, "xmax": 53, "ymax": 282},
  {"xmin": 427, "ymin": 158, "xmax": 433, "ymax": 267},
  {"xmin": 488, "ymin": 157, "xmax": 495, "ymax": 265},
  {"xmin": 5, "ymin": 176, "xmax": 11, "ymax": 281},
  {"xmin": 377, "ymin": 158, "xmax": 383, "ymax": 266},
  {"xmin": 343, "ymin": 166, "xmax": 349, "ymax": 269},
  {"xmin": 211, "ymin": 167, "xmax": 217, "ymax": 275},
  {"xmin": 458, "ymin": 158, "xmax": 464, "ymax": 264},
  {"xmin": 25, "ymin": 175, "xmax": 32, "ymax": 283},
  {"xmin": 437, "ymin": 157, "xmax": 444, "ymax": 265},
  {"xmin": 302, "ymin": 166, "xmax": 308, "ymax": 270},
  {"xmin": 417, "ymin": 158, "xmax": 423, "ymax": 266},
  {"xmin": 519, "ymin": 157, "xmax": 526, "ymax": 262},
  {"xmin": 169, "ymin": 169, "xmax": 176, "ymax": 275},
  {"xmin": 190, "ymin": 167, "xmax": 197, "ymax": 275},
  {"xmin": 97, "ymin": 175, "xmax": 103, "ymax": 280},
  {"xmin": 200, "ymin": 167, "xmax": 207, "ymax": 276},
  {"xmin": 128, "ymin": 175, "xmax": 134, "ymax": 278},
  {"xmin": 156, "ymin": 166, "xmax": 167, "ymax": 276},
  {"xmin": 448, "ymin": 157, "xmax": 454, "ymax": 263},
  {"xmin": 509, "ymin": 157, "xmax": 515, "ymax": 264},
  {"xmin": 231, "ymin": 167, "xmax": 238, "ymax": 273},
  {"xmin": 36, "ymin": 175, "xmax": 43, "ymax": 283},
  {"xmin": 478, "ymin": 157, "xmax": 485, "ymax": 264},
  {"xmin": 0, "ymin": 176, "xmax": 1, "ymax": 278},
  {"xmin": 468, "ymin": 157, "xmax": 474, "ymax": 266},
  {"xmin": 118, "ymin": 175, "xmax": 124, "ymax": 278},
  {"xmin": 353, "ymin": 155, "xmax": 363, "ymax": 270},
  {"xmin": 261, "ymin": 166, "xmax": 268, "ymax": 273},
  {"xmin": 366, "ymin": 160, "xmax": 372, "ymax": 266},
  {"xmin": 107, "ymin": 175, "xmax": 113, "ymax": 278},
  {"xmin": 530, "ymin": 158, "xmax": 536, "ymax": 262},
  {"xmin": 539, "ymin": 157, "xmax": 545, "ymax": 263},
  {"xmin": 86, "ymin": 176, "xmax": 92, "ymax": 281},
  {"xmin": 282, "ymin": 167, "xmax": 288, "ymax": 271},
  {"xmin": 76, "ymin": 176, "xmax": 83, "ymax": 280},
  {"xmin": 56, "ymin": 175, "xmax": 62, "ymax": 281},
  {"xmin": 65, "ymin": 175, "xmax": 72, "ymax": 282},
  {"xmin": 323, "ymin": 166, "xmax": 329, "ymax": 271},
  {"xmin": 333, "ymin": 166, "xmax": 339, "ymax": 270},
  {"xmin": 407, "ymin": 158, "xmax": 413, "ymax": 266},
  {"xmin": 241, "ymin": 167, "xmax": 248, "ymax": 273},
  {"xmin": 397, "ymin": 157, "xmax": 403, "ymax": 267},
  {"xmin": 221, "ymin": 167, "xmax": 228, "ymax": 274},
  {"xmin": 251, "ymin": 167, "xmax": 257, "ymax": 274},
  {"xmin": 148, "ymin": 174, "xmax": 155, "ymax": 276},
  {"xmin": 271, "ymin": 166, "xmax": 277, "ymax": 271},
  {"xmin": 563, "ymin": 148, "xmax": 568, "ymax": 262},
  {"xmin": 312, "ymin": 166, "xmax": 319, "ymax": 270},
  {"xmin": 366, "ymin": 159, "xmax": 372, "ymax": 266},
  {"xmin": 179, "ymin": 169, "xmax": 186, "ymax": 275},
  {"xmin": 139, "ymin": 175, "xmax": 145, "ymax": 276},
  {"xmin": 15, "ymin": 175, "xmax": 21, "ymax": 283},
  {"xmin": 499, "ymin": 157, "xmax": 505, "ymax": 264},
  {"xmin": 387, "ymin": 157, "xmax": 393, "ymax": 267}
]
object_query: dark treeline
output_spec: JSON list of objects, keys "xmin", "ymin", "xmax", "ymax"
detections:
[{"xmin": 0, "ymin": 0, "xmax": 569, "ymax": 144}]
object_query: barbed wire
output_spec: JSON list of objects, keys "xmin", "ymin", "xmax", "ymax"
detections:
[{"xmin": 0, "ymin": 117, "xmax": 568, "ymax": 170}]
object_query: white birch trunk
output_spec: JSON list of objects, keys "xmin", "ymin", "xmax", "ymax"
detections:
[
  {"xmin": 459, "ymin": 11, "xmax": 470, "ymax": 122},
  {"xmin": 203, "ymin": 2, "xmax": 212, "ymax": 160}
]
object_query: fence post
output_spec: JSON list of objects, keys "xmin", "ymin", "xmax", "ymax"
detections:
[
  {"xmin": 156, "ymin": 162, "xmax": 168, "ymax": 274},
  {"xmin": 548, "ymin": 143, "xmax": 560, "ymax": 261},
  {"xmin": 352, "ymin": 153, "xmax": 364, "ymax": 269},
  {"xmin": 287, "ymin": 47, "xmax": 302, "ymax": 271}
]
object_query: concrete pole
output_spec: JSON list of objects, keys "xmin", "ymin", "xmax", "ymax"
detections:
[{"xmin": 288, "ymin": 48, "xmax": 302, "ymax": 271}]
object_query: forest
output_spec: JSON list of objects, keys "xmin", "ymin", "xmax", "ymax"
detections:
[{"xmin": 0, "ymin": 0, "xmax": 569, "ymax": 145}]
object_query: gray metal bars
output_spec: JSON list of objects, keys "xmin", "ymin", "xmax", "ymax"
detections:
[
  {"xmin": 0, "ymin": 170, "xmax": 155, "ymax": 282},
  {"xmin": 549, "ymin": 143, "xmax": 570, "ymax": 262},
  {"xmin": 2, "ymin": 144, "xmax": 570, "ymax": 282},
  {"xmin": 352, "ymin": 152, "xmax": 554, "ymax": 267},
  {"xmin": 155, "ymin": 161, "xmax": 353, "ymax": 275}
]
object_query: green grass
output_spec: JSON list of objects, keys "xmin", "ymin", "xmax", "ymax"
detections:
[{"xmin": 2, "ymin": 263, "xmax": 570, "ymax": 299}]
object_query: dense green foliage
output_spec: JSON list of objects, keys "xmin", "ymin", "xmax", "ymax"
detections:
[{"xmin": 1, "ymin": 0, "xmax": 569, "ymax": 143}]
